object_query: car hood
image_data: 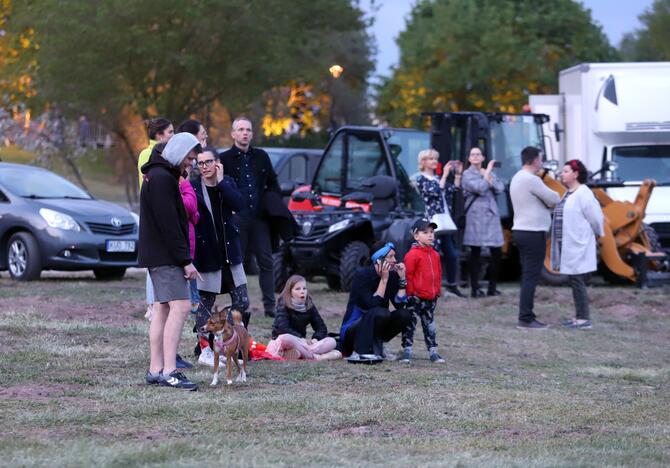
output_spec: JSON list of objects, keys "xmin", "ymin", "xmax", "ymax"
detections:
[{"xmin": 35, "ymin": 198, "xmax": 134, "ymax": 221}]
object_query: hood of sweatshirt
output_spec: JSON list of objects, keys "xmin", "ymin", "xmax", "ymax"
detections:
[
  {"xmin": 162, "ymin": 132, "xmax": 201, "ymax": 167},
  {"xmin": 140, "ymin": 143, "xmax": 180, "ymax": 177}
]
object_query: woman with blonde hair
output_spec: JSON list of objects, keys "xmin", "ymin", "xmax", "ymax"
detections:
[
  {"xmin": 414, "ymin": 149, "xmax": 465, "ymax": 298},
  {"xmin": 266, "ymin": 275, "xmax": 341, "ymax": 360}
]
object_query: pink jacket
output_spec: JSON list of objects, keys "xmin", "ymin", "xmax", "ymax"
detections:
[{"xmin": 179, "ymin": 180, "xmax": 200, "ymax": 259}]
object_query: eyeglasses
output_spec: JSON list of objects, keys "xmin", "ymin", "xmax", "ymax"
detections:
[{"xmin": 196, "ymin": 159, "xmax": 216, "ymax": 168}]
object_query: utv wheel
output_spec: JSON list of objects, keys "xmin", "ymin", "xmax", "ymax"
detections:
[
  {"xmin": 339, "ymin": 241, "xmax": 369, "ymax": 292},
  {"xmin": 273, "ymin": 244, "xmax": 292, "ymax": 293},
  {"xmin": 326, "ymin": 274, "xmax": 341, "ymax": 291},
  {"xmin": 93, "ymin": 267, "xmax": 127, "ymax": 281},
  {"xmin": 7, "ymin": 232, "xmax": 42, "ymax": 281}
]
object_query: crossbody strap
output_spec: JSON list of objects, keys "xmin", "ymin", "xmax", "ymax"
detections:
[{"xmin": 464, "ymin": 193, "xmax": 479, "ymax": 214}]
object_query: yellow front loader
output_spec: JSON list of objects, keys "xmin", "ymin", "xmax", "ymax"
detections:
[{"xmin": 541, "ymin": 171, "xmax": 669, "ymax": 287}]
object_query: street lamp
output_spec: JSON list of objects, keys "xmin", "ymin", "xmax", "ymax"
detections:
[{"xmin": 329, "ymin": 64, "xmax": 344, "ymax": 79}]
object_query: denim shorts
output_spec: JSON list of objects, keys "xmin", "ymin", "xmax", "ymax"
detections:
[{"xmin": 148, "ymin": 265, "xmax": 190, "ymax": 304}]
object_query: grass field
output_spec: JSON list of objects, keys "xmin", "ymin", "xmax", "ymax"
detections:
[{"xmin": 0, "ymin": 271, "xmax": 668, "ymax": 467}]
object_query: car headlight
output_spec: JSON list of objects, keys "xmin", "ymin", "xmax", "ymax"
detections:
[
  {"xmin": 39, "ymin": 208, "xmax": 81, "ymax": 231},
  {"xmin": 328, "ymin": 219, "xmax": 351, "ymax": 233},
  {"xmin": 130, "ymin": 211, "xmax": 140, "ymax": 226}
]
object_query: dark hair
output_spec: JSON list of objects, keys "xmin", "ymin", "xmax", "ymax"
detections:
[
  {"xmin": 176, "ymin": 119, "xmax": 203, "ymax": 136},
  {"xmin": 145, "ymin": 118, "xmax": 171, "ymax": 140},
  {"xmin": 465, "ymin": 146, "xmax": 484, "ymax": 168},
  {"xmin": 565, "ymin": 159, "xmax": 588, "ymax": 184},
  {"xmin": 200, "ymin": 146, "xmax": 220, "ymax": 160},
  {"xmin": 521, "ymin": 146, "xmax": 541, "ymax": 166},
  {"xmin": 150, "ymin": 142, "xmax": 167, "ymax": 158}
]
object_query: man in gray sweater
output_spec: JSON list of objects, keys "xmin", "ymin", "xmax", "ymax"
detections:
[{"xmin": 510, "ymin": 147, "xmax": 560, "ymax": 329}]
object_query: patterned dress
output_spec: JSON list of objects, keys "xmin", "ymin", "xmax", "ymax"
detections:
[{"xmin": 414, "ymin": 173, "xmax": 459, "ymax": 250}]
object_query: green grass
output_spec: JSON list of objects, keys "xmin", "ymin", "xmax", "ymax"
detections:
[{"xmin": 0, "ymin": 272, "xmax": 669, "ymax": 467}]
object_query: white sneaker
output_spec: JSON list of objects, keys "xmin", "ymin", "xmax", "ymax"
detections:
[{"xmin": 198, "ymin": 347, "xmax": 215, "ymax": 367}]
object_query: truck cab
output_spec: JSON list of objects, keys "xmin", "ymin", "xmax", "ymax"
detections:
[{"xmin": 530, "ymin": 62, "xmax": 670, "ymax": 249}]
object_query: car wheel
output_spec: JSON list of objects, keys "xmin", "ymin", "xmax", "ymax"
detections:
[
  {"xmin": 93, "ymin": 267, "xmax": 127, "ymax": 281},
  {"xmin": 273, "ymin": 244, "xmax": 292, "ymax": 293},
  {"xmin": 7, "ymin": 232, "xmax": 42, "ymax": 281},
  {"xmin": 339, "ymin": 241, "xmax": 369, "ymax": 292},
  {"xmin": 326, "ymin": 274, "xmax": 341, "ymax": 291}
]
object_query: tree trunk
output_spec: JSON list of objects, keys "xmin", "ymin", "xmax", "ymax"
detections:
[{"xmin": 58, "ymin": 151, "xmax": 89, "ymax": 191}]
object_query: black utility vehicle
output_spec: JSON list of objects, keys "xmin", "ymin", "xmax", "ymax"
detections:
[{"xmin": 275, "ymin": 126, "xmax": 430, "ymax": 291}]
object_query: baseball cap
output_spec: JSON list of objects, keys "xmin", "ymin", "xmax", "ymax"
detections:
[{"xmin": 411, "ymin": 218, "xmax": 437, "ymax": 233}]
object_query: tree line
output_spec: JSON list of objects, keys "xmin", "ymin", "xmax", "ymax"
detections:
[{"xmin": 1, "ymin": 0, "xmax": 668, "ymax": 203}]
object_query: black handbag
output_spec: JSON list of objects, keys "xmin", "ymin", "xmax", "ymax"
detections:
[{"xmin": 455, "ymin": 194, "xmax": 478, "ymax": 230}]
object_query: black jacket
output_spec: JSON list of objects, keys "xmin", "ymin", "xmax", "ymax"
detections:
[
  {"xmin": 261, "ymin": 190, "xmax": 299, "ymax": 252},
  {"xmin": 272, "ymin": 298, "xmax": 328, "ymax": 340},
  {"xmin": 340, "ymin": 265, "xmax": 403, "ymax": 330},
  {"xmin": 138, "ymin": 150, "xmax": 191, "ymax": 268},
  {"xmin": 191, "ymin": 175, "xmax": 244, "ymax": 271},
  {"xmin": 219, "ymin": 145, "xmax": 280, "ymax": 206}
]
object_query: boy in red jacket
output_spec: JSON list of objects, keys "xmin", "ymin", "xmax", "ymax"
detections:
[{"xmin": 399, "ymin": 218, "xmax": 445, "ymax": 364}]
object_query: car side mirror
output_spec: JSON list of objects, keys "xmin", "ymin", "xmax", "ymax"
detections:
[{"xmin": 280, "ymin": 182, "xmax": 295, "ymax": 196}]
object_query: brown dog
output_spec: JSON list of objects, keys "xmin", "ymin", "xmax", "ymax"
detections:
[{"xmin": 201, "ymin": 306, "xmax": 250, "ymax": 386}]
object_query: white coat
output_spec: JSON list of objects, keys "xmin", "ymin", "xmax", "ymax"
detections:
[{"xmin": 552, "ymin": 185, "xmax": 604, "ymax": 275}]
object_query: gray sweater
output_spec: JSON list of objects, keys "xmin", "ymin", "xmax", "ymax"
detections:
[{"xmin": 510, "ymin": 169, "xmax": 560, "ymax": 232}]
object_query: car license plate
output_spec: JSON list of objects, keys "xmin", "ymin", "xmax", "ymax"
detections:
[{"xmin": 106, "ymin": 240, "xmax": 135, "ymax": 252}]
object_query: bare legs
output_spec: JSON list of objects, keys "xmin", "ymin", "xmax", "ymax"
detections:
[{"xmin": 149, "ymin": 299, "xmax": 191, "ymax": 374}]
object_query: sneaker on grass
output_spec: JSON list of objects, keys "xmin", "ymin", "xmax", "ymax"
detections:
[
  {"xmin": 159, "ymin": 370, "xmax": 198, "ymax": 391},
  {"xmin": 516, "ymin": 319, "xmax": 549, "ymax": 330},
  {"xmin": 145, "ymin": 370, "xmax": 162, "ymax": 385},
  {"xmin": 397, "ymin": 349, "xmax": 412, "ymax": 363},
  {"xmin": 563, "ymin": 319, "xmax": 592, "ymax": 330},
  {"xmin": 198, "ymin": 347, "xmax": 215, "ymax": 367},
  {"xmin": 176, "ymin": 354, "xmax": 193, "ymax": 369},
  {"xmin": 430, "ymin": 353, "xmax": 445, "ymax": 363}
]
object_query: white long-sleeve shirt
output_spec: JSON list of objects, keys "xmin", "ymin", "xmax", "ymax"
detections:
[{"xmin": 510, "ymin": 169, "xmax": 560, "ymax": 232}]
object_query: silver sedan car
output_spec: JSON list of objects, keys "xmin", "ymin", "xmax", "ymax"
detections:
[{"xmin": 0, "ymin": 162, "xmax": 139, "ymax": 280}]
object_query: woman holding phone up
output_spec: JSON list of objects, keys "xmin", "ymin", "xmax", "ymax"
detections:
[{"xmin": 461, "ymin": 147, "xmax": 505, "ymax": 298}]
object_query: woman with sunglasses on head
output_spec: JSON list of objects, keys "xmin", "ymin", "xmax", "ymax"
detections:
[
  {"xmin": 461, "ymin": 147, "xmax": 505, "ymax": 298},
  {"xmin": 189, "ymin": 147, "xmax": 250, "ymax": 367},
  {"xmin": 551, "ymin": 159, "xmax": 603, "ymax": 330}
]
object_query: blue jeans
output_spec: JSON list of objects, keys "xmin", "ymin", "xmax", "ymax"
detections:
[{"xmin": 189, "ymin": 279, "xmax": 200, "ymax": 313}]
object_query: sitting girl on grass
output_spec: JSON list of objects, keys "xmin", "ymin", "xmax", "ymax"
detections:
[{"xmin": 267, "ymin": 275, "xmax": 342, "ymax": 361}]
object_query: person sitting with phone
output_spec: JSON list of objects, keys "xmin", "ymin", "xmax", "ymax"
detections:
[
  {"xmin": 461, "ymin": 146, "xmax": 505, "ymax": 298},
  {"xmin": 337, "ymin": 241, "xmax": 413, "ymax": 362}
]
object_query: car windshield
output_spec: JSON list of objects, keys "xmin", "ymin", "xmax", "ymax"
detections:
[
  {"xmin": 611, "ymin": 145, "xmax": 670, "ymax": 184},
  {"xmin": 0, "ymin": 167, "xmax": 91, "ymax": 199},
  {"xmin": 489, "ymin": 115, "xmax": 544, "ymax": 182}
]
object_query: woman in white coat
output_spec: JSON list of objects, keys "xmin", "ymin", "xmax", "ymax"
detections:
[{"xmin": 550, "ymin": 159, "xmax": 604, "ymax": 329}]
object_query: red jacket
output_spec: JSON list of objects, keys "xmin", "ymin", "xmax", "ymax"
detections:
[{"xmin": 405, "ymin": 243, "xmax": 442, "ymax": 300}]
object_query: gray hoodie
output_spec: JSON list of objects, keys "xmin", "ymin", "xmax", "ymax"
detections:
[{"xmin": 162, "ymin": 132, "xmax": 200, "ymax": 167}]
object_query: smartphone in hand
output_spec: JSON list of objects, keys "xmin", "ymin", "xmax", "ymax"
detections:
[{"xmin": 493, "ymin": 161, "xmax": 502, "ymax": 168}]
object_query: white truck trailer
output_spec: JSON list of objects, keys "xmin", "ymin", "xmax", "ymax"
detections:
[{"xmin": 530, "ymin": 62, "xmax": 670, "ymax": 249}]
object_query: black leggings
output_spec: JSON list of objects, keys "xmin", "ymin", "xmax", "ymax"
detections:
[{"xmin": 468, "ymin": 246, "xmax": 501, "ymax": 292}]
